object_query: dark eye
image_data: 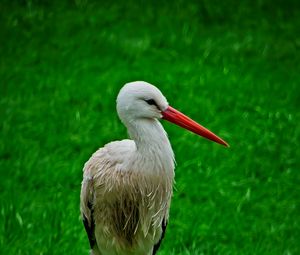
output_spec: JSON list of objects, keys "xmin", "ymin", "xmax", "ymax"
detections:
[{"xmin": 145, "ymin": 99, "xmax": 158, "ymax": 106}]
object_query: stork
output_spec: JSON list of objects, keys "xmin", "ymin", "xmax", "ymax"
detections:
[{"xmin": 80, "ymin": 81, "xmax": 228, "ymax": 255}]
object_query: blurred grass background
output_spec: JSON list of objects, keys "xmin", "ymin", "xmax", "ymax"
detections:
[{"xmin": 0, "ymin": 0, "xmax": 299, "ymax": 254}]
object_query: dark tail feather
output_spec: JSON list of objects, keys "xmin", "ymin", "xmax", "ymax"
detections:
[{"xmin": 152, "ymin": 220, "xmax": 168, "ymax": 255}]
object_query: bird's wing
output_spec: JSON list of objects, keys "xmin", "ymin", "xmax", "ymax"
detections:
[
  {"xmin": 82, "ymin": 200, "xmax": 96, "ymax": 248},
  {"xmin": 80, "ymin": 165, "xmax": 97, "ymax": 249},
  {"xmin": 152, "ymin": 219, "xmax": 168, "ymax": 255},
  {"xmin": 80, "ymin": 139, "xmax": 136, "ymax": 248}
]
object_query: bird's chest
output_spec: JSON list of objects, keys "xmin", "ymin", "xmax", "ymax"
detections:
[{"xmin": 93, "ymin": 170, "xmax": 173, "ymax": 252}]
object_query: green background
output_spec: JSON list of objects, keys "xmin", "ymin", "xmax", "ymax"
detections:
[{"xmin": 0, "ymin": 0, "xmax": 299, "ymax": 254}]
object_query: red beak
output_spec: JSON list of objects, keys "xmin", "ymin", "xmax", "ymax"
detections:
[{"xmin": 162, "ymin": 106, "xmax": 229, "ymax": 147}]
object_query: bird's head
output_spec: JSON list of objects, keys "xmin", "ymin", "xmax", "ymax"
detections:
[
  {"xmin": 117, "ymin": 81, "xmax": 229, "ymax": 147},
  {"xmin": 117, "ymin": 81, "xmax": 168, "ymax": 121}
]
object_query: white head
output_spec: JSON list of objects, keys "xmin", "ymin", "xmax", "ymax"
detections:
[
  {"xmin": 116, "ymin": 81, "xmax": 229, "ymax": 147},
  {"xmin": 117, "ymin": 81, "xmax": 169, "ymax": 124}
]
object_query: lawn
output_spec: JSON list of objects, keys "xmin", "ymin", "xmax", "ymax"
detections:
[{"xmin": 0, "ymin": 0, "xmax": 299, "ymax": 254}]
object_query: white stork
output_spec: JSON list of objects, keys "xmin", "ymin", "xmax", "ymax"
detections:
[{"xmin": 80, "ymin": 81, "xmax": 228, "ymax": 255}]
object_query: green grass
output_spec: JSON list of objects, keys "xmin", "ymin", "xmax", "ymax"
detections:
[{"xmin": 0, "ymin": 0, "xmax": 299, "ymax": 254}]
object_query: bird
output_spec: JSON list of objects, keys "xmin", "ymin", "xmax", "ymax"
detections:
[{"xmin": 80, "ymin": 81, "xmax": 228, "ymax": 255}]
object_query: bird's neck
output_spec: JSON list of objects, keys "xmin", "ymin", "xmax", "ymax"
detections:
[
  {"xmin": 125, "ymin": 118, "xmax": 175, "ymax": 175},
  {"xmin": 127, "ymin": 119, "xmax": 168, "ymax": 146}
]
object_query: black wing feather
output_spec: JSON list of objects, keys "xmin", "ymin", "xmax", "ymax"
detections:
[
  {"xmin": 152, "ymin": 220, "xmax": 168, "ymax": 255},
  {"xmin": 82, "ymin": 201, "xmax": 96, "ymax": 249}
]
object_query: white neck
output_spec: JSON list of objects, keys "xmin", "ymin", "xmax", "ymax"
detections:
[{"xmin": 125, "ymin": 118, "xmax": 175, "ymax": 175}]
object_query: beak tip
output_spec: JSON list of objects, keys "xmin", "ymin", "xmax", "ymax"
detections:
[{"xmin": 220, "ymin": 140, "xmax": 229, "ymax": 148}]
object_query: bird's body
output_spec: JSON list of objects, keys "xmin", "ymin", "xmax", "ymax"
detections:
[
  {"xmin": 81, "ymin": 126, "xmax": 174, "ymax": 255},
  {"xmin": 80, "ymin": 81, "xmax": 228, "ymax": 255}
]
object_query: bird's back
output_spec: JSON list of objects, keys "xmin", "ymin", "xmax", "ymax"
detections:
[{"xmin": 80, "ymin": 139, "xmax": 173, "ymax": 255}]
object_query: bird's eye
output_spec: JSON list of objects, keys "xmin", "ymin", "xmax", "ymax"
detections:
[{"xmin": 145, "ymin": 99, "xmax": 158, "ymax": 106}]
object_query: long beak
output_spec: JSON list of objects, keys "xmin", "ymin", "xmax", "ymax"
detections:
[{"xmin": 162, "ymin": 106, "xmax": 229, "ymax": 147}]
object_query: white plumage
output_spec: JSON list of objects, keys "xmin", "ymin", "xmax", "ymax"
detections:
[{"xmin": 80, "ymin": 81, "xmax": 228, "ymax": 255}]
